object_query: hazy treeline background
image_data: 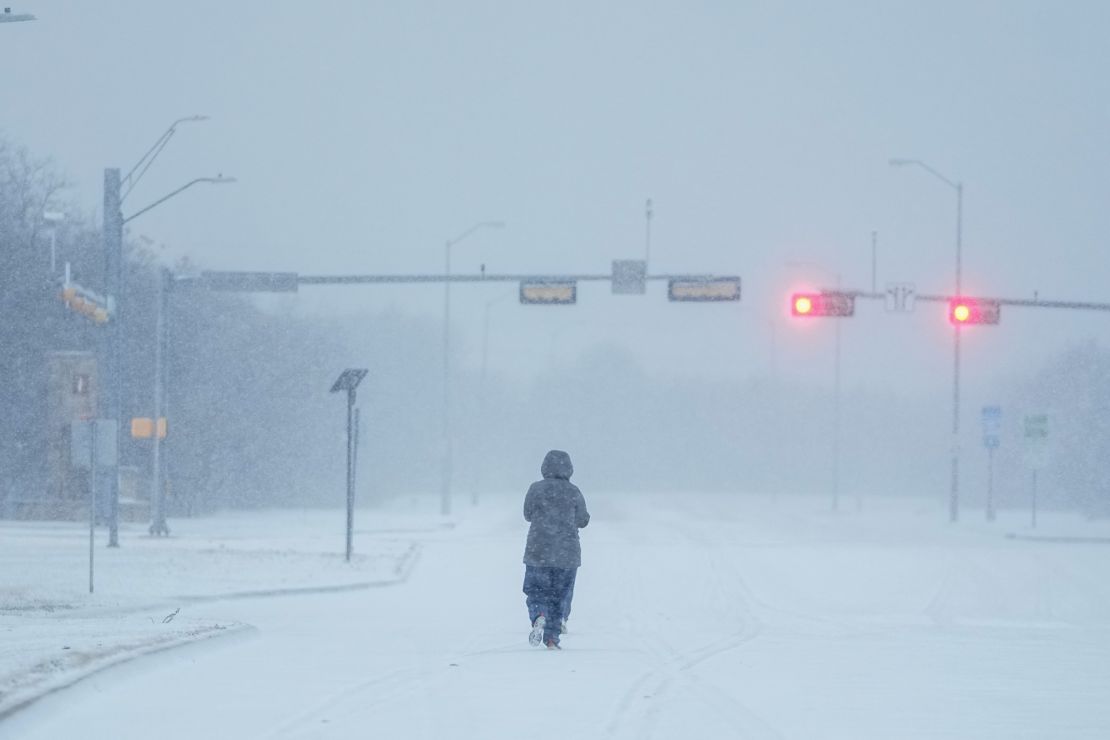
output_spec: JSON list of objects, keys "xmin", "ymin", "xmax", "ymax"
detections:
[{"xmin": 2, "ymin": 134, "xmax": 1108, "ymax": 517}]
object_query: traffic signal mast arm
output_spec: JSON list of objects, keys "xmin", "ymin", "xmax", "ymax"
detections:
[
  {"xmin": 793, "ymin": 289, "xmax": 1110, "ymax": 319},
  {"xmin": 297, "ymin": 272, "xmax": 736, "ymax": 286},
  {"xmin": 200, "ymin": 270, "xmax": 741, "ymax": 297}
]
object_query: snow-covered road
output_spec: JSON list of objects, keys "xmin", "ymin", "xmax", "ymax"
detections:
[{"xmin": 5, "ymin": 493, "xmax": 1110, "ymax": 739}]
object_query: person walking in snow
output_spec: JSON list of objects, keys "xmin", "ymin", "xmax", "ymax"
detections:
[{"xmin": 523, "ymin": 449, "xmax": 590, "ymax": 650}]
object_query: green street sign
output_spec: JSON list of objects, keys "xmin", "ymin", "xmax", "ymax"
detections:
[{"xmin": 1024, "ymin": 414, "xmax": 1049, "ymax": 439}]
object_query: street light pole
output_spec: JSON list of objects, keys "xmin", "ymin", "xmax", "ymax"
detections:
[
  {"xmin": 890, "ymin": 158, "xmax": 963, "ymax": 522},
  {"xmin": 475, "ymin": 290, "xmax": 515, "ymax": 506},
  {"xmin": 149, "ymin": 268, "xmax": 169, "ymax": 536},
  {"xmin": 441, "ymin": 221, "xmax": 504, "ymax": 516},
  {"xmin": 100, "ymin": 156, "xmax": 231, "ymax": 543},
  {"xmin": 97, "ymin": 116, "xmax": 218, "ymax": 546}
]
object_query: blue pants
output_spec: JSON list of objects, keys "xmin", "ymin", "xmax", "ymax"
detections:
[
  {"xmin": 523, "ymin": 565, "xmax": 576, "ymax": 644},
  {"xmin": 561, "ymin": 568, "xmax": 577, "ymax": 622}
]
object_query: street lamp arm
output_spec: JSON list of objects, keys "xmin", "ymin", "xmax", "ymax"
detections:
[
  {"xmin": 123, "ymin": 176, "xmax": 235, "ymax": 225},
  {"xmin": 447, "ymin": 220, "xmax": 506, "ymax": 248},
  {"xmin": 121, "ymin": 115, "xmax": 210, "ymax": 202},
  {"xmin": 888, "ymin": 158, "xmax": 959, "ymax": 190}
]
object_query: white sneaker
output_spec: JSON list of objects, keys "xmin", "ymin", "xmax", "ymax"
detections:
[{"xmin": 529, "ymin": 615, "xmax": 546, "ymax": 647}]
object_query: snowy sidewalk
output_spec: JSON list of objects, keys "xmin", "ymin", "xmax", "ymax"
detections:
[{"xmin": 0, "ymin": 505, "xmax": 427, "ymax": 718}]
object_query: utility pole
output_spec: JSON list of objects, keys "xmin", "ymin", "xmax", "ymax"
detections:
[
  {"xmin": 102, "ymin": 169, "xmax": 122, "ymax": 548},
  {"xmin": 889, "ymin": 158, "xmax": 964, "ymax": 523},
  {"xmin": 441, "ymin": 221, "xmax": 504, "ymax": 517}
]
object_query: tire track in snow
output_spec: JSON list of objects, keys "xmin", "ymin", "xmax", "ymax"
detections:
[{"xmin": 603, "ymin": 504, "xmax": 780, "ymax": 740}]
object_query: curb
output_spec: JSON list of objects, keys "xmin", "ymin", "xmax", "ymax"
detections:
[
  {"xmin": 0, "ymin": 622, "xmax": 253, "ymax": 723},
  {"xmin": 174, "ymin": 541, "xmax": 422, "ymax": 603},
  {"xmin": 1005, "ymin": 533, "xmax": 1110, "ymax": 544},
  {"xmin": 0, "ymin": 542, "xmax": 422, "ymax": 725}
]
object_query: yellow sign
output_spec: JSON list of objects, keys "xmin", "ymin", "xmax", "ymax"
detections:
[
  {"xmin": 520, "ymin": 281, "xmax": 576, "ymax": 305},
  {"xmin": 131, "ymin": 417, "xmax": 168, "ymax": 439},
  {"xmin": 668, "ymin": 278, "xmax": 741, "ymax": 302}
]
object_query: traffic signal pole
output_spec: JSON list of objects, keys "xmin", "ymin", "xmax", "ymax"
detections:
[
  {"xmin": 951, "ymin": 325, "xmax": 961, "ymax": 523},
  {"xmin": 793, "ymin": 283, "xmax": 1110, "ymax": 523},
  {"xmin": 150, "ymin": 268, "xmax": 169, "ymax": 536},
  {"xmin": 951, "ymin": 181, "xmax": 963, "ymax": 524}
]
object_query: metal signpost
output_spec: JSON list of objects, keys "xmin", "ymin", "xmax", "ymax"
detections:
[
  {"xmin": 981, "ymin": 406, "xmax": 1001, "ymax": 521},
  {"xmin": 330, "ymin": 369, "xmax": 368, "ymax": 562},
  {"xmin": 1024, "ymin": 414, "xmax": 1049, "ymax": 529},
  {"xmin": 72, "ymin": 419, "xmax": 119, "ymax": 593}
]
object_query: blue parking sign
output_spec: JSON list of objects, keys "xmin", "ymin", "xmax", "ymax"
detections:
[{"xmin": 982, "ymin": 406, "xmax": 1001, "ymax": 449}]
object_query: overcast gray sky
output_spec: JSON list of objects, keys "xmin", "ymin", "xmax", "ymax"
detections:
[{"xmin": 3, "ymin": 0, "xmax": 1109, "ymax": 401}]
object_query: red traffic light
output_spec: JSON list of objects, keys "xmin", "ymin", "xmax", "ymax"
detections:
[
  {"xmin": 948, "ymin": 298, "xmax": 1000, "ymax": 325},
  {"xmin": 791, "ymin": 292, "xmax": 854, "ymax": 317}
]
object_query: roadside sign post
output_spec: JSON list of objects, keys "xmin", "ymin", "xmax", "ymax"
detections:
[
  {"xmin": 1024, "ymin": 414, "xmax": 1049, "ymax": 529},
  {"xmin": 89, "ymin": 422, "xmax": 96, "ymax": 594},
  {"xmin": 981, "ymin": 406, "xmax": 1001, "ymax": 521},
  {"xmin": 72, "ymin": 418, "xmax": 118, "ymax": 593}
]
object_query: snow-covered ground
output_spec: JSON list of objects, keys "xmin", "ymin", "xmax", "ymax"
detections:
[
  {"xmin": 0, "ymin": 507, "xmax": 420, "ymax": 718},
  {"xmin": 3, "ymin": 492, "xmax": 1110, "ymax": 739}
]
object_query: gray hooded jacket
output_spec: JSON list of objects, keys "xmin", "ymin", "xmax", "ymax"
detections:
[{"xmin": 523, "ymin": 450, "xmax": 590, "ymax": 568}]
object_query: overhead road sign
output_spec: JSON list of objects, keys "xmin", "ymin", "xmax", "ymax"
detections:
[
  {"xmin": 791, "ymin": 291, "xmax": 855, "ymax": 317},
  {"xmin": 202, "ymin": 271, "xmax": 299, "ymax": 293},
  {"xmin": 612, "ymin": 260, "xmax": 647, "ymax": 294},
  {"xmin": 520, "ymin": 280, "xmax": 576, "ymax": 305},
  {"xmin": 206, "ymin": 267, "xmax": 742, "ymax": 304},
  {"xmin": 668, "ymin": 277, "xmax": 741, "ymax": 302},
  {"xmin": 885, "ymin": 283, "xmax": 917, "ymax": 313}
]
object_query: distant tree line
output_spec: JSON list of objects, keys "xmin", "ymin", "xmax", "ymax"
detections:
[
  {"xmin": 0, "ymin": 135, "xmax": 358, "ymax": 515},
  {"xmin": 3, "ymin": 133, "xmax": 1107, "ymax": 517}
]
